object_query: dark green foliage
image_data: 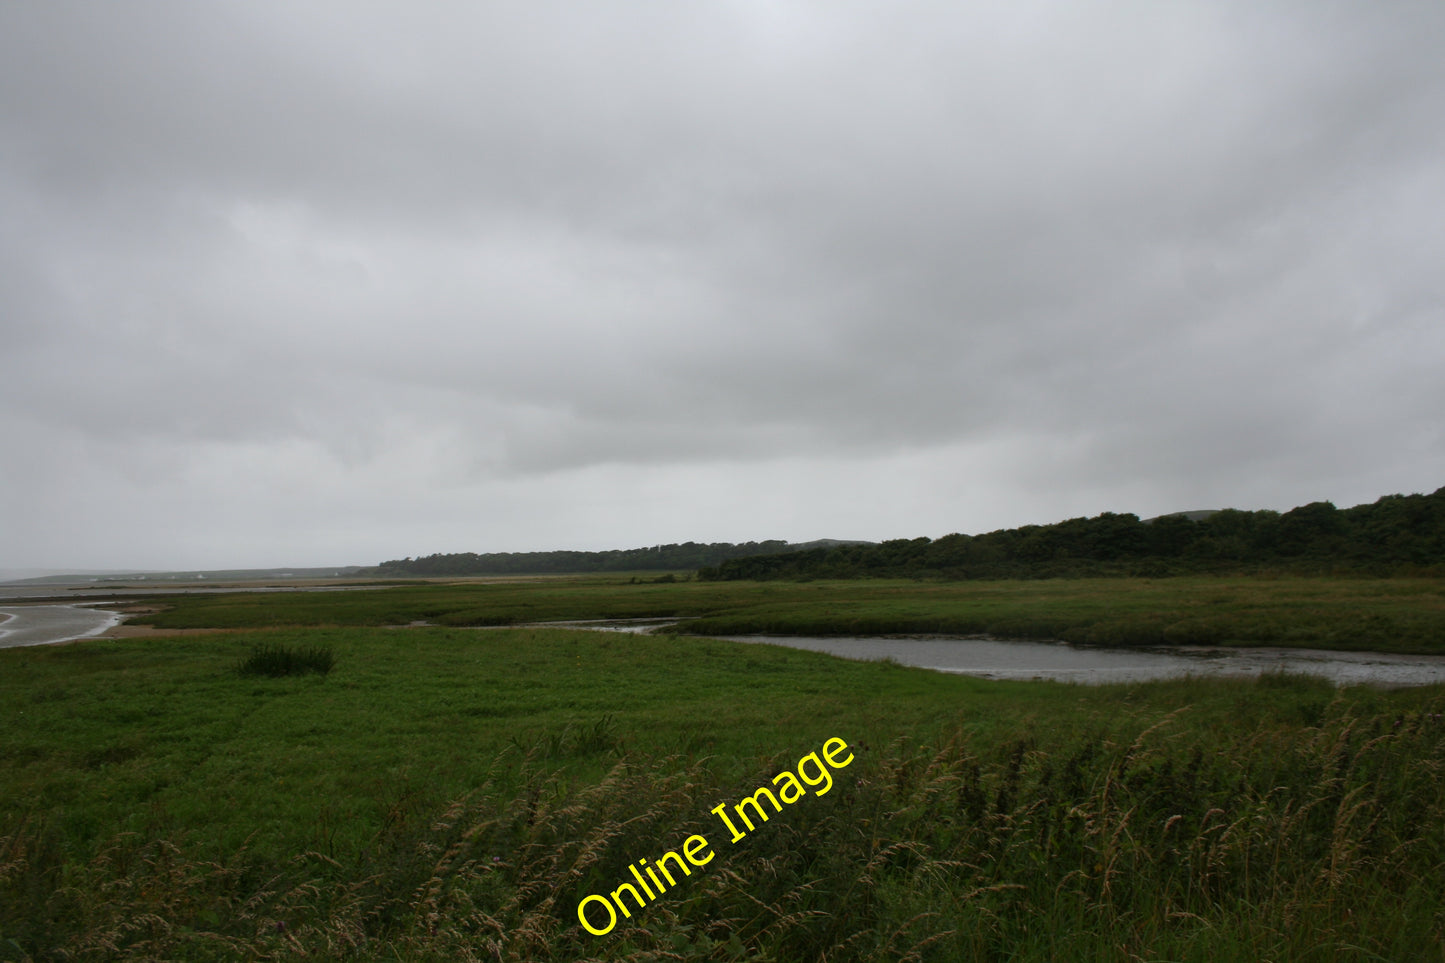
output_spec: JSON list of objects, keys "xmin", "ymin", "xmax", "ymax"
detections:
[
  {"xmin": 235, "ymin": 643, "xmax": 334, "ymax": 677},
  {"xmin": 701, "ymin": 485, "xmax": 1445, "ymax": 581},
  {"xmin": 366, "ymin": 540, "xmax": 795, "ymax": 577}
]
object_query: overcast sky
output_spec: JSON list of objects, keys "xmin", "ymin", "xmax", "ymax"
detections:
[{"xmin": 2, "ymin": 1, "xmax": 1443, "ymax": 571}]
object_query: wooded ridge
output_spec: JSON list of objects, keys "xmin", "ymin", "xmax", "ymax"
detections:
[{"xmin": 700, "ymin": 487, "xmax": 1445, "ymax": 580}]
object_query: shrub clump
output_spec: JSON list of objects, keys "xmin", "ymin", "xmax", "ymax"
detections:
[{"xmin": 235, "ymin": 644, "xmax": 335, "ymax": 678}]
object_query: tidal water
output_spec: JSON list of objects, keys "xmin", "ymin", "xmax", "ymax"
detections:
[
  {"xmin": 551, "ymin": 620, "xmax": 1445, "ymax": 687},
  {"xmin": 718, "ymin": 633, "xmax": 1445, "ymax": 686},
  {"xmin": 0, "ymin": 604, "xmax": 123, "ymax": 649},
  {"xmin": 8, "ymin": 609, "xmax": 1445, "ymax": 686},
  {"xmin": 0, "ymin": 584, "xmax": 385, "ymax": 602}
]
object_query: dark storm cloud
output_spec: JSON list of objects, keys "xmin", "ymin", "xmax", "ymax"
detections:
[{"xmin": 2, "ymin": 1, "xmax": 1443, "ymax": 567}]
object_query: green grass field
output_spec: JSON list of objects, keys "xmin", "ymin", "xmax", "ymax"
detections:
[
  {"xmin": 3, "ymin": 577, "xmax": 1445, "ymax": 960},
  {"xmin": 138, "ymin": 575, "xmax": 1445, "ymax": 653}
]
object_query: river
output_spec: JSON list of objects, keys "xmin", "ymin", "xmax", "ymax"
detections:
[
  {"xmin": 719, "ymin": 633, "xmax": 1445, "ymax": 686},
  {"xmin": 548, "ymin": 620, "xmax": 1445, "ymax": 687},
  {"xmin": 7, "ymin": 609, "xmax": 1445, "ymax": 686}
]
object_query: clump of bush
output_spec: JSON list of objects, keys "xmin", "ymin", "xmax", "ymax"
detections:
[{"xmin": 236, "ymin": 644, "xmax": 335, "ymax": 677}]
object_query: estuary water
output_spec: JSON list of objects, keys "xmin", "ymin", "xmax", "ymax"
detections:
[
  {"xmin": 8, "ymin": 609, "xmax": 1445, "ymax": 686},
  {"xmin": 0, "ymin": 604, "xmax": 123, "ymax": 649},
  {"xmin": 718, "ymin": 633, "xmax": 1445, "ymax": 686},
  {"xmin": 549, "ymin": 620, "xmax": 1445, "ymax": 687}
]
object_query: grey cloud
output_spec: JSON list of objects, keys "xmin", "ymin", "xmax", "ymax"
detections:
[{"xmin": 2, "ymin": 1, "xmax": 1443, "ymax": 567}]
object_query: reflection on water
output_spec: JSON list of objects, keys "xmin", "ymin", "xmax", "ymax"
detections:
[
  {"xmin": 720, "ymin": 634, "xmax": 1445, "ymax": 686},
  {"xmin": 0, "ymin": 605, "xmax": 122, "ymax": 649},
  {"xmin": 551, "ymin": 620, "xmax": 1445, "ymax": 687}
]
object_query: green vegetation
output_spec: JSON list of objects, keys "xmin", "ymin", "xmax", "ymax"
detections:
[
  {"xmin": 367, "ymin": 540, "xmax": 801, "ymax": 577},
  {"xmin": 2, "ymin": 623, "xmax": 1442, "ymax": 960},
  {"xmin": 703, "ymin": 486, "xmax": 1445, "ymax": 580},
  {"xmin": 5, "ymin": 576, "xmax": 1445, "ymax": 960},
  {"xmin": 140, "ymin": 575, "xmax": 1445, "ymax": 654},
  {"xmin": 136, "ymin": 577, "xmax": 717, "ymax": 629},
  {"xmin": 364, "ymin": 485, "xmax": 1443, "ymax": 582},
  {"xmin": 235, "ymin": 643, "xmax": 335, "ymax": 677}
]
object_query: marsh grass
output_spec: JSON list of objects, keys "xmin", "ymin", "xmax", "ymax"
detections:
[
  {"xmin": 4, "ymin": 691, "xmax": 1443, "ymax": 961},
  {"xmin": 136, "ymin": 575, "xmax": 1445, "ymax": 654},
  {"xmin": 235, "ymin": 643, "xmax": 335, "ymax": 677},
  {"xmin": 4, "ymin": 616, "xmax": 1445, "ymax": 959}
]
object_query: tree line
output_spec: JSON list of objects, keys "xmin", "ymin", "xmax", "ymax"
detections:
[
  {"xmin": 365, "ymin": 541, "xmax": 795, "ymax": 577},
  {"xmin": 699, "ymin": 487, "xmax": 1445, "ymax": 581}
]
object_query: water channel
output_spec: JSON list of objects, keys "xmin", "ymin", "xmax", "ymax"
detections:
[
  {"xmin": 0, "ymin": 604, "xmax": 123, "ymax": 649},
  {"xmin": 6, "ymin": 607, "xmax": 1445, "ymax": 686},
  {"xmin": 546, "ymin": 619, "xmax": 1445, "ymax": 687}
]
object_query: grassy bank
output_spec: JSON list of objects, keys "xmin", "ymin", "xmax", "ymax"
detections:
[
  {"xmin": 3, "ymin": 622, "xmax": 1444, "ymax": 960},
  {"xmin": 135, "ymin": 575, "xmax": 1445, "ymax": 654},
  {"xmin": 3, "ymin": 626, "xmax": 1007, "ymax": 863}
]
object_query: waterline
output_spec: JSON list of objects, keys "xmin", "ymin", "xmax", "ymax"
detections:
[
  {"xmin": 544, "ymin": 620, "xmax": 1445, "ymax": 687},
  {"xmin": 717, "ymin": 633, "xmax": 1445, "ymax": 686},
  {"xmin": 0, "ymin": 604, "xmax": 124, "ymax": 648}
]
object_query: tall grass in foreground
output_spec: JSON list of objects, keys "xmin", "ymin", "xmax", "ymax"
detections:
[{"xmin": 4, "ymin": 686, "xmax": 1442, "ymax": 961}]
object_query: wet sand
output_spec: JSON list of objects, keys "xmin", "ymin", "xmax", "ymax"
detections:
[
  {"xmin": 0, "ymin": 603, "xmax": 233, "ymax": 647},
  {"xmin": 0, "ymin": 603, "xmax": 124, "ymax": 648}
]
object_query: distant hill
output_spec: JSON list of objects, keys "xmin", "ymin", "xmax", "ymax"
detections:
[
  {"xmin": 363, "ymin": 540, "xmax": 874, "ymax": 577},
  {"xmin": 0, "ymin": 568, "xmax": 148, "ymax": 583},
  {"xmin": 784, "ymin": 538, "xmax": 877, "ymax": 551},
  {"xmin": 1143, "ymin": 510, "xmax": 1221, "ymax": 523},
  {"xmin": 2, "ymin": 566, "xmax": 365, "ymax": 585},
  {"xmin": 700, "ymin": 487, "xmax": 1445, "ymax": 581}
]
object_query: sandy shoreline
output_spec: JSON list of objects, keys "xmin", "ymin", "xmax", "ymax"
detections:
[
  {"xmin": 0, "ymin": 601, "xmax": 234, "ymax": 647},
  {"xmin": 0, "ymin": 601, "xmax": 123, "ymax": 648}
]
